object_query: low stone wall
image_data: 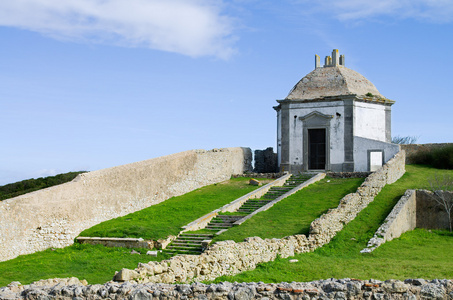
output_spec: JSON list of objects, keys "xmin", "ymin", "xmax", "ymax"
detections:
[
  {"xmin": 361, "ymin": 190, "xmax": 417, "ymax": 253},
  {"xmin": 326, "ymin": 172, "xmax": 371, "ymax": 178},
  {"xmin": 2, "ymin": 277, "xmax": 452, "ymax": 300},
  {"xmin": 113, "ymin": 151, "xmax": 406, "ymax": 284},
  {"xmin": 362, "ymin": 189, "xmax": 453, "ymax": 253},
  {"xmin": 0, "ymin": 148, "xmax": 252, "ymax": 262},
  {"xmin": 76, "ymin": 237, "xmax": 154, "ymax": 249},
  {"xmin": 231, "ymin": 173, "xmax": 285, "ymax": 179}
]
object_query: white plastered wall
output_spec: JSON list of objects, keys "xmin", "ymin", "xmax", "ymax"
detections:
[
  {"xmin": 287, "ymin": 101, "xmax": 345, "ymax": 170},
  {"xmin": 354, "ymin": 102, "xmax": 386, "ymax": 142}
]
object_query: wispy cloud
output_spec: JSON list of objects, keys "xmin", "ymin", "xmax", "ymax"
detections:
[
  {"xmin": 0, "ymin": 0, "xmax": 236, "ymax": 58},
  {"xmin": 312, "ymin": 0, "xmax": 453, "ymax": 23}
]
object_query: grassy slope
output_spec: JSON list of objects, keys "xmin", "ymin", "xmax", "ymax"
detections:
[
  {"xmin": 0, "ymin": 177, "xmax": 266, "ymax": 286},
  {"xmin": 0, "ymin": 244, "xmax": 167, "ymax": 287},
  {"xmin": 79, "ymin": 177, "xmax": 269, "ymax": 241},
  {"xmin": 214, "ymin": 177, "xmax": 364, "ymax": 242},
  {"xmin": 213, "ymin": 165, "xmax": 453, "ymax": 283}
]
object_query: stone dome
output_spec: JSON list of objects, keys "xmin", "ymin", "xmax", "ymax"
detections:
[{"xmin": 286, "ymin": 65, "xmax": 385, "ymax": 101}]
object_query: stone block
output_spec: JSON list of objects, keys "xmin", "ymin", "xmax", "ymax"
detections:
[{"xmin": 249, "ymin": 178, "xmax": 261, "ymax": 186}]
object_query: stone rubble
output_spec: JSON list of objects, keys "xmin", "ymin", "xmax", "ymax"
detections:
[{"xmin": 1, "ymin": 277, "xmax": 452, "ymax": 300}]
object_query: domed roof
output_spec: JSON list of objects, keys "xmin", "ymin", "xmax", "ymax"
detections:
[{"xmin": 286, "ymin": 60, "xmax": 385, "ymax": 101}]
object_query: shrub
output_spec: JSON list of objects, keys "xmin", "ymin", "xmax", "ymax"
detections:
[
  {"xmin": 0, "ymin": 171, "xmax": 86, "ymax": 201},
  {"xmin": 412, "ymin": 145, "xmax": 453, "ymax": 169}
]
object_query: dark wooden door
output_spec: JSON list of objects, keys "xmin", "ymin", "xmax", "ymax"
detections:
[{"xmin": 308, "ymin": 129, "xmax": 326, "ymax": 170}]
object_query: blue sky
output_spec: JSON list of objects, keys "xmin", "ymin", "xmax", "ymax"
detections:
[{"xmin": 1, "ymin": 0, "xmax": 452, "ymax": 185}]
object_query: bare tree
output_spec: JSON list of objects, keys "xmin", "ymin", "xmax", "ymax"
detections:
[
  {"xmin": 428, "ymin": 173, "xmax": 453, "ymax": 232},
  {"xmin": 392, "ymin": 135, "xmax": 419, "ymax": 144}
]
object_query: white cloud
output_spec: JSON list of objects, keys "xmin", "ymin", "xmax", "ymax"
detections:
[
  {"xmin": 314, "ymin": 0, "xmax": 453, "ymax": 22},
  {"xmin": 292, "ymin": 0, "xmax": 453, "ymax": 23},
  {"xmin": 0, "ymin": 0, "xmax": 236, "ymax": 58}
]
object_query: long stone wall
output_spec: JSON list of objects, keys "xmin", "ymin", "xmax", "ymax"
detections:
[
  {"xmin": 2, "ymin": 277, "xmax": 452, "ymax": 300},
  {"xmin": 362, "ymin": 189, "xmax": 453, "ymax": 253},
  {"xmin": 0, "ymin": 148, "xmax": 252, "ymax": 262},
  {"xmin": 113, "ymin": 151, "xmax": 406, "ymax": 284}
]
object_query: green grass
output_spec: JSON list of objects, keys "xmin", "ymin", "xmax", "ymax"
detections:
[
  {"xmin": 214, "ymin": 177, "xmax": 364, "ymax": 242},
  {"xmin": 0, "ymin": 177, "xmax": 268, "ymax": 286},
  {"xmin": 0, "ymin": 243, "xmax": 168, "ymax": 287},
  {"xmin": 79, "ymin": 177, "xmax": 269, "ymax": 241},
  {"xmin": 212, "ymin": 165, "xmax": 453, "ymax": 283}
]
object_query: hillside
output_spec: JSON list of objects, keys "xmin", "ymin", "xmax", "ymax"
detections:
[{"xmin": 0, "ymin": 171, "xmax": 86, "ymax": 201}]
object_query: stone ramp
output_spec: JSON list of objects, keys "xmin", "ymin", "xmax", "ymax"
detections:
[{"xmin": 165, "ymin": 173, "xmax": 318, "ymax": 255}]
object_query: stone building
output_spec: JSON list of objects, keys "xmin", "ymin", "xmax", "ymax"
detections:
[{"xmin": 274, "ymin": 49, "xmax": 400, "ymax": 173}]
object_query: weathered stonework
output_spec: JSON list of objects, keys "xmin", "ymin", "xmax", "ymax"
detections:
[
  {"xmin": 112, "ymin": 151, "xmax": 406, "ymax": 284},
  {"xmin": 362, "ymin": 189, "xmax": 453, "ymax": 253},
  {"xmin": 2, "ymin": 277, "xmax": 452, "ymax": 300},
  {"xmin": 0, "ymin": 148, "xmax": 252, "ymax": 262}
]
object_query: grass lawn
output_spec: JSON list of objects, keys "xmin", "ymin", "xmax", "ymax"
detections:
[
  {"xmin": 0, "ymin": 243, "xmax": 168, "ymax": 287},
  {"xmin": 214, "ymin": 177, "xmax": 364, "ymax": 243},
  {"xmin": 0, "ymin": 177, "xmax": 268, "ymax": 287},
  {"xmin": 212, "ymin": 165, "xmax": 453, "ymax": 283},
  {"xmin": 80, "ymin": 177, "xmax": 270, "ymax": 241}
]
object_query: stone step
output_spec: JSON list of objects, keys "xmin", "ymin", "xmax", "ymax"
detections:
[
  {"xmin": 172, "ymin": 242, "xmax": 201, "ymax": 246},
  {"xmin": 166, "ymin": 246, "xmax": 198, "ymax": 251},
  {"xmin": 211, "ymin": 218, "xmax": 237, "ymax": 223},
  {"xmin": 206, "ymin": 223, "xmax": 232, "ymax": 227},
  {"xmin": 165, "ymin": 249, "xmax": 202, "ymax": 255},
  {"xmin": 180, "ymin": 233, "xmax": 213, "ymax": 236},
  {"xmin": 177, "ymin": 236, "xmax": 210, "ymax": 241}
]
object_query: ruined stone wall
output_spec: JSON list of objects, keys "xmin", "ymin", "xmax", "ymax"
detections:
[
  {"xmin": 253, "ymin": 147, "xmax": 278, "ymax": 173},
  {"xmin": 0, "ymin": 148, "xmax": 252, "ymax": 262},
  {"xmin": 114, "ymin": 151, "xmax": 406, "ymax": 284},
  {"xmin": 2, "ymin": 277, "xmax": 452, "ymax": 300},
  {"xmin": 362, "ymin": 189, "xmax": 453, "ymax": 253}
]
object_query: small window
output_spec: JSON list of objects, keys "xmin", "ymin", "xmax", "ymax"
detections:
[{"xmin": 369, "ymin": 151, "xmax": 383, "ymax": 172}]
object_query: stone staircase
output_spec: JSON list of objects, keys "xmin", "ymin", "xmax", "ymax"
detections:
[
  {"xmin": 165, "ymin": 233, "xmax": 214, "ymax": 255},
  {"xmin": 164, "ymin": 173, "xmax": 314, "ymax": 255}
]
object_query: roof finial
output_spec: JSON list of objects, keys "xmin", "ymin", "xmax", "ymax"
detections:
[
  {"xmin": 315, "ymin": 54, "xmax": 321, "ymax": 68},
  {"xmin": 332, "ymin": 49, "xmax": 339, "ymax": 66},
  {"xmin": 320, "ymin": 49, "xmax": 345, "ymax": 67}
]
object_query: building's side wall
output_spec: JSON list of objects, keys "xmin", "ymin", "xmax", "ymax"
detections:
[
  {"xmin": 354, "ymin": 136, "xmax": 400, "ymax": 172},
  {"xmin": 0, "ymin": 148, "xmax": 252, "ymax": 262},
  {"xmin": 354, "ymin": 101, "xmax": 387, "ymax": 142},
  {"xmin": 279, "ymin": 100, "xmax": 345, "ymax": 172}
]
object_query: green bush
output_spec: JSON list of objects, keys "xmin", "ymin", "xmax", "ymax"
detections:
[
  {"xmin": 0, "ymin": 172, "xmax": 86, "ymax": 201},
  {"xmin": 412, "ymin": 145, "xmax": 453, "ymax": 169}
]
